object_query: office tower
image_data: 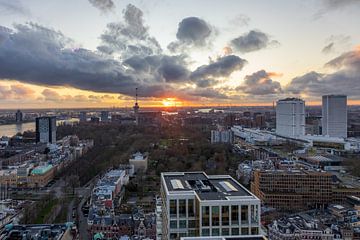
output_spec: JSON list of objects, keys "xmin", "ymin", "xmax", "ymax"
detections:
[
  {"xmin": 36, "ymin": 116, "xmax": 56, "ymax": 143},
  {"xmin": 161, "ymin": 172, "xmax": 261, "ymax": 239},
  {"xmin": 15, "ymin": 110, "xmax": 23, "ymax": 123},
  {"xmin": 322, "ymin": 95, "xmax": 347, "ymax": 138},
  {"xmin": 101, "ymin": 111, "xmax": 109, "ymax": 122},
  {"xmin": 79, "ymin": 111, "xmax": 87, "ymax": 122},
  {"xmin": 276, "ymin": 98, "xmax": 305, "ymax": 138},
  {"xmin": 251, "ymin": 170, "xmax": 333, "ymax": 211}
]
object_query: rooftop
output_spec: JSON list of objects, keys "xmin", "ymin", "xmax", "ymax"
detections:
[{"xmin": 162, "ymin": 172, "xmax": 257, "ymax": 201}]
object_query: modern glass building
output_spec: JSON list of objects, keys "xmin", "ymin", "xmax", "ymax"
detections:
[{"xmin": 160, "ymin": 172, "xmax": 261, "ymax": 240}]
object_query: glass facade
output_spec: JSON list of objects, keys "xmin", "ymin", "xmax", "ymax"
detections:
[
  {"xmin": 179, "ymin": 199, "xmax": 186, "ymax": 217},
  {"xmin": 202, "ymin": 206, "xmax": 210, "ymax": 226},
  {"xmin": 170, "ymin": 200, "xmax": 177, "ymax": 217},
  {"xmin": 222, "ymin": 206, "xmax": 229, "ymax": 225},
  {"xmin": 231, "ymin": 205, "xmax": 239, "ymax": 225},
  {"xmin": 212, "ymin": 206, "xmax": 220, "ymax": 226},
  {"xmin": 188, "ymin": 199, "xmax": 195, "ymax": 217},
  {"xmin": 241, "ymin": 205, "xmax": 248, "ymax": 224}
]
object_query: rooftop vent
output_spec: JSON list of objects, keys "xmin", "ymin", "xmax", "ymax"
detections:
[
  {"xmin": 170, "ymin": 179, "xmax": 184, "ymax": 189},
  {"xmin": 220, "ymin": 181, "xmax": 238, "ymax": 192}
]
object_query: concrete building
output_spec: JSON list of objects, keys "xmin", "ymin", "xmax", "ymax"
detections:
[
  {"xmin": 15, "ymin": 110, "xmax": 23, "ymax": 123},
  {"xmin": 276, "ymin": 98, "xmax": 305, "ymax": 138},
  {"xmin": 79, "ymin": 111, "xmax": 87, "ymax": 122},
  {"xmin": 36, "ymin": 116, "xmax": 56, "ymax": 143},
  {"xmin": 211, "ymin": 129, "xmax": 234, "ymax": 144},
  {"xmin": 251, "ymin": 170, "xmax": 333, "ymax": 211},
  {"xmin": 322, "ymin": 95, "xmax": 347, "ymax": 138},
  {"xmin": 161, "ymin": 172, "xmax": 261, "ymax": 240},
  {"xmin": 129, "ymin": 152, "xmax": 148, "ymax": 173},
  {"xmin": 101, "ymin": 111, "xmax": 109, "ymax": 122}
]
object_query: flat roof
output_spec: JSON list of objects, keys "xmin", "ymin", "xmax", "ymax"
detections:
[{"xmin": 162, "ymin": 172, "xmax": 256, "ymax": 201}]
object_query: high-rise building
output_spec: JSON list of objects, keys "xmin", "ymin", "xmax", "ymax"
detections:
[
  {"xmin": 100, "ymin": 111, "xmax": 109, "ymax": 122},
  {"xmin": 36, "ymin": 116, "xmax": 56, "ymax": 144},
  {"xmin": 161, "ymin": 172, "xmax": 261, "ymax": 240},
  {"xmin": 322, "ymin": 95, "xmax": 347, "ymax": 138},
  {"xmin": 79, "ymin": 111, "xmax": 87, "ymax": 122},
  {"xmin": 15, "ymin": 110, "xmax": 23, "ymax": 123},
  {"xmin": 276, "ymin": 98, "xmax": 305, "ymax": 138}
]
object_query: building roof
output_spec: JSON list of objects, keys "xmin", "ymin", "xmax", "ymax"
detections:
[
  {"xmin": 162, "ymin": 172, "xmax": 258, "ymax": 201},
  {"xmin": 31, "ymin": 164, "xmax": 53, "ymax": 175}
]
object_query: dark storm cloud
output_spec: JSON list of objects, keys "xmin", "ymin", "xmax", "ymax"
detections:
[
  {"xmin": 98, "ymin": 4, "xmax": 162, "ymax": 57},
  {"xmin": 0, "ymin": 23, "xmax": 142, "ymax": 95},
  {"xmin": 0, "ymin": 22, "xmax": 239, "ymax": 101},
  {"xmin": 237, "ymin": 70, "xmax": 282, "ymax": 95},
  {"xmin": 286, "ymin": 48, "xmax": 360, "ymax": 96},
  {"xmin": 190, "ymin": 55, "xmax": 247, "ymax": 81},
  {"xmin": 88, "ymin": 0, "xmax": 115, "ymax": 13},
  {"xmin": 168, "ymin": 17, "xmax": 213, "ymax": 52},
  {"xmin": 123, "ymin": 55, "xmax": 190, "ymax": 83},
  {"xmin": 230, "ymin": 30, "xmax": 279, "ymax": 53},
  {"xmin": 0, "ymin": 0, "xmax": 30, "ymax": 16}
]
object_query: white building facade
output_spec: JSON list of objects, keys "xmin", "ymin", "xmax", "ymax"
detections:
[
  {"xmin": 276, "ymin": 98, "xmax": 305, "ymax": 138},
  {"xmin": 322, "ymin": 95, "xmax": 347, "ymax": 138},
  {"xmin": 160, "ymin": 172, "xmax": 261, "ymax": 240}
]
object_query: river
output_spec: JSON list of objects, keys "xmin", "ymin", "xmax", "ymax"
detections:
[{"xmin": 0, "ymin": 118, "xmax": 79, "ymax": 137}]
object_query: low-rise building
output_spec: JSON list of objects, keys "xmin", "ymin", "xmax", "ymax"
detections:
[{"xmin": 129, "ymin": 152, "xmax": 148, "ymax": 173}]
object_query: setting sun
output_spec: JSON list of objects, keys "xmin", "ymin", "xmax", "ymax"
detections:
[{"xmin": 162, "ymin": 98, "xmax": 180, "ymax": 107}]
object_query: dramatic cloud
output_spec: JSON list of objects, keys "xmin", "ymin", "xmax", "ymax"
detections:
[
  {"xmin": 0, "ymin": 84, "xmax": 35, "ymax": 99},
  {"xmin": 168, "ymin": 17, "xmax": 213, "ymax": 52},
  {"xmin": 286, "ymin": 47, "xmax": 360, "ymax": 97},
  {"xmin": 0, "ymin": 21, "xmax": 236, "ymax": 101},
  {"xmin": 230, "ymin": 30, "xmax": 279, "ymax": 53},
  {"xmin": 191, "ymin": 55, "xmax": 247, "ymax": 81},
  {"xmin": 0, "ymin": 0, "xmax": 30, "ymax": 16},
  {"xmin": 237, "ymin": 70, "xmax": 282, "ymax": 95},
  {"xmin": 88, "ymin": 0, "xmax": 115, "ymax": 13},
  {"xmin": 98, "ymin": 4, "xmax": 161, "ymax": 57}
]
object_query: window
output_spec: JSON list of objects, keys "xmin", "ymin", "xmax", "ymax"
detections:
[
  {"xmin": 231, "ymin": 205, "xmax": 239, "ymax": 225},
  {"xmin": 212, "ymin": 228, "xmax": 220, "ymax": 236},
  {"xmin": 222, "ymin": 206, "xmax": 229, "ymax": 225},
  {"xmin": 170, "ymin": 200, "xmax": 177, "ymax": 217},
  {"xmin": 179, "ymin": 199, "xmax": 186, "ymax": 217},
  {"xmin": 202, "ymin": 206, "xmax": 210, "ymax": 226},
  {"xmin": 188, "ymin": 199, "xmax": 195, "ymax": 217},
  {"xmin": 170, "ymin": 233, "xmax": 178, "ymax": 240},
  {"xmin": 202, "ymin": 228, "xmax": 210, "ymax": 236},
  {"xmin": 222, "ymin": 228, "xmax": 229, "ymax": 236},
  {"xmin": 188, "ymin": 220, "xmax": 196, "ymax": 228},
  {"xmin": 170, "ymin": 220, "xmax": 177, "ymax": 229},
  {"xmin": 179, "ymin": 220, "xmax": 186, "ymax": 228},
  {"xmin": 188, "ymin": 230, "xmax": 196, "ymax": 237},
  {"xmin": 241, "ymin": 227, "xmax": 249, "ymax": 235},
  {"xmin": 212, "ymin": 206, "xmax": 220, "ymax": 226},
  {"xmin": 251, "ymin": 227, "xmax": 259, "ymax": 235},
  {"xmin": 241, "ymin": 205, "xmax": 248, "ymax": 224},
  {"xmin": 231, "ymin": 228, "xmax": 239, "ymax": 235}
]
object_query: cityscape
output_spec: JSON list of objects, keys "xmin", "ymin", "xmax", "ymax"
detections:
[{"xmin": 0, "ymin": 1, "xmax": 360, "ymax": 240}]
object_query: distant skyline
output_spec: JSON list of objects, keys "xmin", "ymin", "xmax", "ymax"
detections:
[{"xmin": 0, "ymin": 0, "xmax": 360, "ymax": 108}]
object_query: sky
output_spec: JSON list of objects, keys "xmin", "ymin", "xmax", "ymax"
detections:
[{"xmin": 0, "ymin": 0, "xmax": 360, "ymax": 108}]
